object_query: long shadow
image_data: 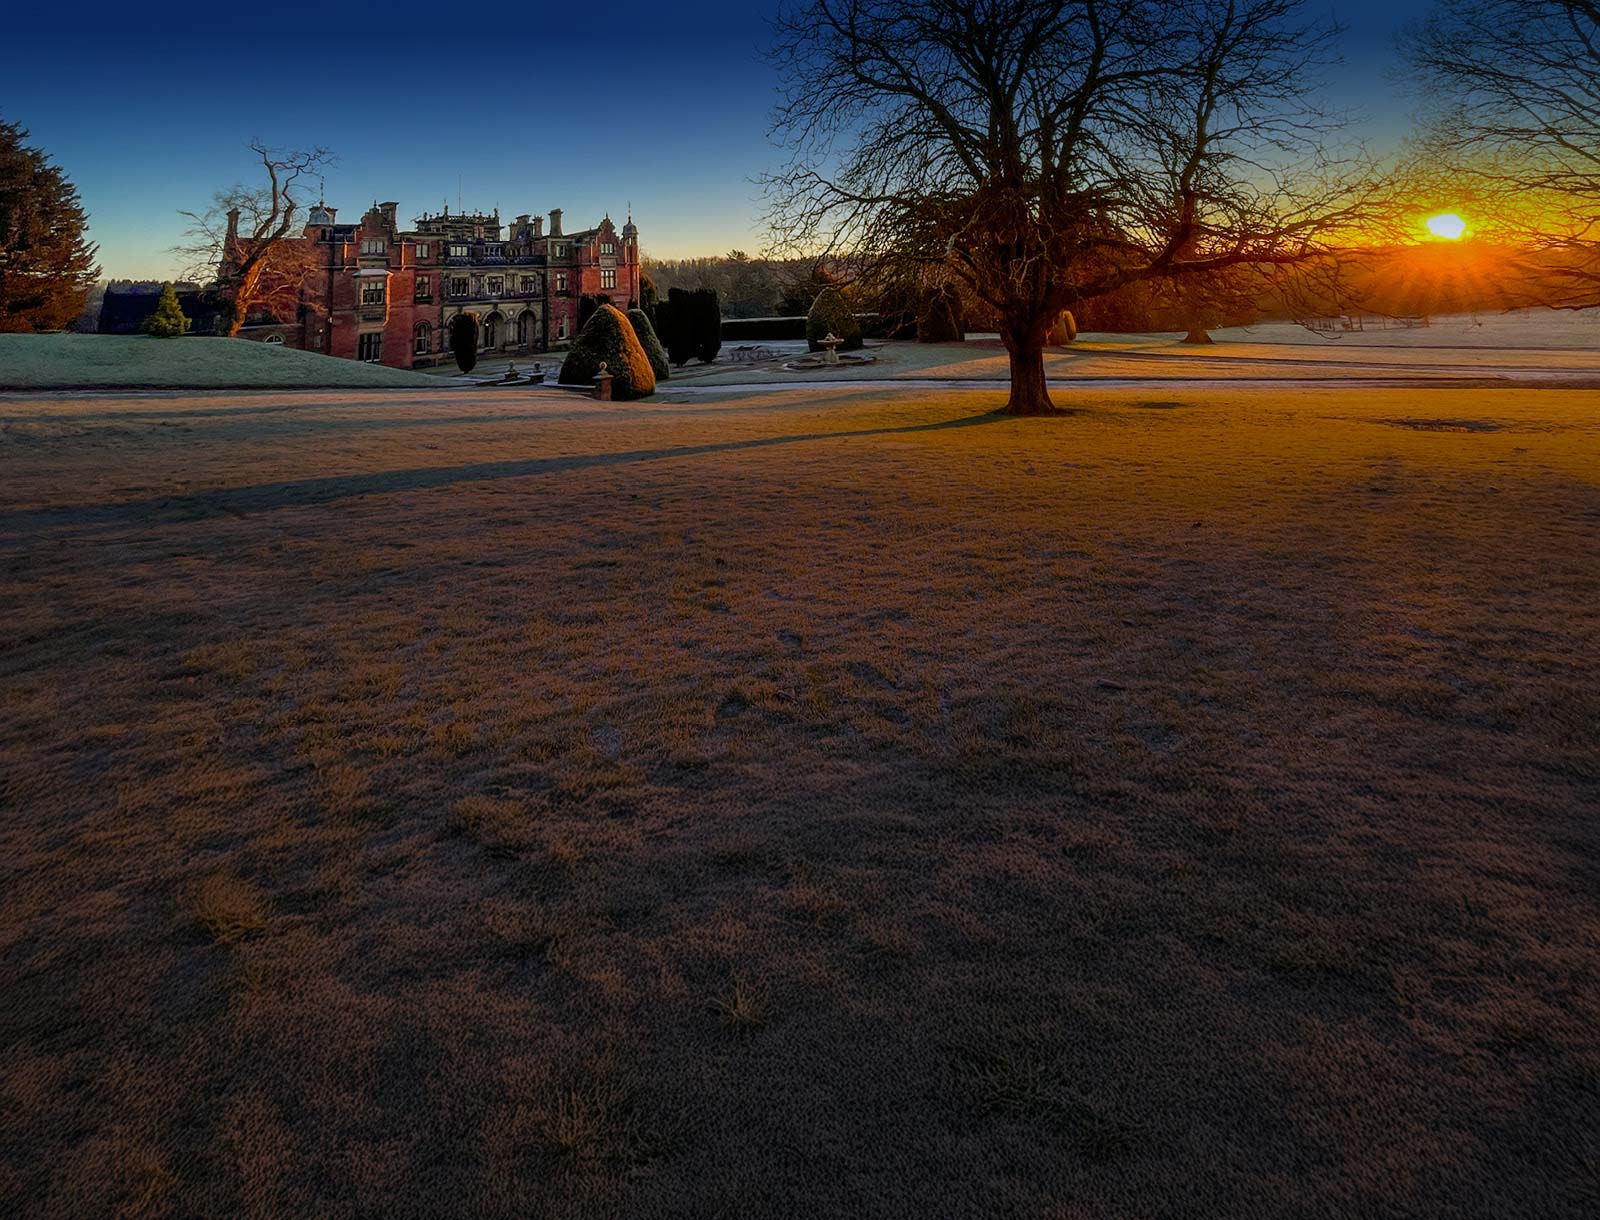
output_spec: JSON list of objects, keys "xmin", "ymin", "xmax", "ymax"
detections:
[{"xmin": 0, "ymin": 410, "xmax": 1006, "ymax": 537}]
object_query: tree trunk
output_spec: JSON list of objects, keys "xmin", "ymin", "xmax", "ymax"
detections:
[
  {"xmin": 1181, "ymin": 326, "xmax": 1213, "ymax": 344},
  {"xmin": 1003, "ymin": 343, "xmax": 1055, "ymax": 415}
]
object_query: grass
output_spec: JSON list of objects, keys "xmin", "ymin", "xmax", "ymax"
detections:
[
  {"xmin": 1, "ymin": 377, "xmax": 1597, "ymax": 1217},
  {"xmin": 710, "ymin": 976, "xmax": 768, "ymax": 1034},
  {"xmin": 191, "ymin": 874, "xmax": 271, "ymax": 943},
  {"xmin": 0, "ymin": 333, "xmax": 441, "ymax": 389}
]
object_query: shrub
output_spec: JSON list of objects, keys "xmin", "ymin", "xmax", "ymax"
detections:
[
  {"xmin": 627, "ymin": 308, "xmax": 670, "ymax": 380},
  {"xmin": 806, "ymin": 287, "xmax": 862, "ymax": 351},
  {"xmin": 578, "ymin": 293, "xmax": 612, "ymax": 332},
  {"xmin": 1046, "ymin": 309, "xmax": 1077, "ymax": 345},
  {"xmin": 721, "ymin": 316, "xmax": 807, "ymax": 341},
  {"xmin": 143, "ymin": 283, "xmax": 188, "ymax": 338},
  {"xmin": 449, "ymin": 312, "xmax": 478, "ymax": 373},
  {"xmin": 659, "ymin": 289, "xmax": 696, "ymax": 367},
  {"xmin": 916, "ymin": 286, "xmax": 964, "ymax": 343},
  {"xmin": 559, "ymin": 304, "xmax": 656, "ymax": 400},
  {"xmin": 692, "ymin": 288, "xmax": 722, "ymax": 363}
]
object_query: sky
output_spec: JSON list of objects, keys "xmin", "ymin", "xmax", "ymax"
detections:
[{"xmin": 3, "ymin": 0, "xmax": 1438, "ymax": 281}]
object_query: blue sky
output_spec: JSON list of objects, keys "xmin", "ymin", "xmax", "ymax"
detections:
[{"xmin": 4, "ymin": 1, "xmax": 1435, "ymax": 280}]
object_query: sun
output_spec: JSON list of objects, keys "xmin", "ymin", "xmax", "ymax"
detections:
[{"xmin": 1425, "ymin": 212, "xmax": 1468, "ymax": 240}]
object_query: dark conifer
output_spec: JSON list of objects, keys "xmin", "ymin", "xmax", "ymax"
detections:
[{"xmin": 0, "ymin": 121, "xmax": 100, "ymax": 332}]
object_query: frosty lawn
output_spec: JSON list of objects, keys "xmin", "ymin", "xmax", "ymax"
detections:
[
  {"xmin": 0, "ymin": 333, "xmax": 442, "ymax": 390},
  {"xmin": 1, "ymin": 379, "xmax": 1596, "ymax": 1217}
]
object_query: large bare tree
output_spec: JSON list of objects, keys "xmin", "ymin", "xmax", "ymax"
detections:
[
  {"xmin": 177, "ymin": 142, "xmax": 331, "ymax": 337},
  {"xmin": 1403, "ymin": 0, "xmax": 1600, "ymax": 305},
  {"xmin": 765, "ymin": 0, "xmax": 1379, "ymax": 413}
]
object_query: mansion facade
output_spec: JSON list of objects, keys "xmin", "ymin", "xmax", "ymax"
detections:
[{"xmin": 229, "ymin": 200, "xmax": 641, "ymax": 369}]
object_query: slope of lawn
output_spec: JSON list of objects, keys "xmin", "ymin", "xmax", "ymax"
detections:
[
  {"xmin": 0, "ymin": 333, "xmax": 442, "ymax": 390},
  {"xmin": 0, "ymin": 380, "xmax": 1596, "ymax": 1218}
]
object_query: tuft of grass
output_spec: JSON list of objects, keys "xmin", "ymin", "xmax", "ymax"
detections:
[
  {"xmin": 710, "ymin": 976, "xmax": 768, "ymax": 1034},
  {"xmin": 957, "ymin": 1048, "xmax": 1141, "ymax": 1164},
  {"xmin": 481, "ymin": 899, "xmax": 570, "ymax": 964},
  {"xmin": 191, "ymin": 874, "xmax": 270, "ymax": 944},
  {"xmin": 451, "ymin": 795, "xmax": 534, "ymax": 857},
  {"xmin": 314, "ymin": 762, "xmax": 369, "ymax": 819},
  {"xmin": 531, "ymin": 1076, "xmax": 682, "ymax": 1167}
]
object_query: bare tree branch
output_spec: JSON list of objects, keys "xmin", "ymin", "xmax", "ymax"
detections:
[
  {"xmin": 173, "ymin": 142, "xmax": 333, "ymax": 337},
  {"xmin": 763, "ymin": 0, "xmax": 1384, "ymax": 413}
]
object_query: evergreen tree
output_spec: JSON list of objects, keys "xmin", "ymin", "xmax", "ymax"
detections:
[
  {"xmin": 659, "ymin": 288, "xmax": 696, "ymax": 367},
  {"xmin": 806, "ymin": 286, "xmax": 862, "ymax": 351},
  {"xmin": 0, "ymin": 121, "xmax": 100, "ymax": 332},
  {"xmin": 638, "ymin": 272, "xmax": 658, "ymax": 318},
  {"xmin": 692, "ymin": 287, "xmax": 721, "ymax": 363},
  {"xmin": 450, "ymin": 312, "xmax": 479, "ymax": 373},
  {"xmin": 143, "ymin": 283, "xmax": 189, "ymax": 337},
  {"xmin": 627, "ymin": 307, "xmax": 670, "ymax": 380}
]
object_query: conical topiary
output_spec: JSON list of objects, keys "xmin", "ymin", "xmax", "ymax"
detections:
[
  {"xmin": 1045, "ymin": 309, "xmax": 1077, "ymax": 345},
  {"xmin": 559, "ymin": 304, "xmax": 656, "ymax": 400},
  {"xmin": 144, "ymin": 283, "xmax": 189, "ymax": 338},
  {"xmin": 450, "ymin": 312, "xmax": 479, "ymax": 373},
  {"xmin": 627, "ymin": 308, "xmax": 670, "ymax": 380},
  {"xmin": 806, "ymin": 286, "xmax": 862, "ymax": 351}
]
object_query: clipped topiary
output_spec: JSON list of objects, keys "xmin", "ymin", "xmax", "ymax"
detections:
[
  {"xmin": 916, "ymin": 286, "xmax": 964, "ymax": 343},
  {"xmin": 560, "ymin": 304, "xmax": 656, "ymax": 400},
  {"xmin": 144, "ymin": 283, "xmax": 189, "ymax": 338},
  {"xmin": 1045, "ymin": 309, "xmax": 1077, "ymax": 345},
  {"xmin": 450, "ymin": 312, "xmax": 479, "ymax": 373},
  {"xmin": 660, "ymin": 288, "xmax": 696, "ymax": 367},
  {"xmin": 692, "ymin": 287, "xmax": 722, "ymax": 363},
  {"xmin": 627, "ymin": 308, "xmax": 670, "ymax": 380},
  {"xmin": 806, "ymin": 286, "xmax": 862, "ymax": 352}
]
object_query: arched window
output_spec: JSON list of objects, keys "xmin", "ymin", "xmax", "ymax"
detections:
[{"xmin": 414, "ymin": 321, "xmax": 431, "ymax": 354}]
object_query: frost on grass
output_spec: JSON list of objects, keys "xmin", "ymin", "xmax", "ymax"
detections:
[{"xmin": 2, "ymin": 377, "xmax": 1597, "ymax": 1218}]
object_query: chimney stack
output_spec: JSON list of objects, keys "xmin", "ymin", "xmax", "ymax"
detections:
[
  {"xmin": 531, "ymin": 216, "xmax": 543, "ymax": 238},
  {"xmin": 379, "ymin": 201, "xmax": 399, "ymax": 229},
  {"xmin": 549, "ymin": 208, "xmax": 563, "ymax": 237}
]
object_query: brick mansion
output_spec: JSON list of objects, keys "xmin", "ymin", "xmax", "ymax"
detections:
[{"xmin": 228, "ymin": 199, "xmax": 641, "ymax": 369}]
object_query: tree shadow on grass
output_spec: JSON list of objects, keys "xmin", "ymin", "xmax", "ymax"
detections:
[{"xmin": 0, "ymin": 410, "xmax": 1012, "ymax": 536}]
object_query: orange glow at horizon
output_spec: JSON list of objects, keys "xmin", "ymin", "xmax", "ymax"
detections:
[{"xmin": 1425, "ymin": 213, "xmax": 1468, "ymax": 240}]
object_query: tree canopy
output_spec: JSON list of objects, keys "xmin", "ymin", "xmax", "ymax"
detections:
[
  {"xmin": 1403, "ymin": 0, "xmax": 1600, "ymax": 305},
  {"xmin": 177, "ymin": 142, "xmax": 331, "ymax": 337},
  {"xmin": 766, "ymin": 0, "xmax": 1378, "ymax": 412},
  {"xmin": 0, "ymin": 120, "xmax": 99, "ymax": 333}
]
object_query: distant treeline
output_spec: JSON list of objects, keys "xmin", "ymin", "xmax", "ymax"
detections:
[
  {"xmin": 642, "ymin": 253, "xmax": 826, "ymax": 319},
  {"xmin": 647, "ymin": 244, "xmax": 1599, "ymax": 338}
]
